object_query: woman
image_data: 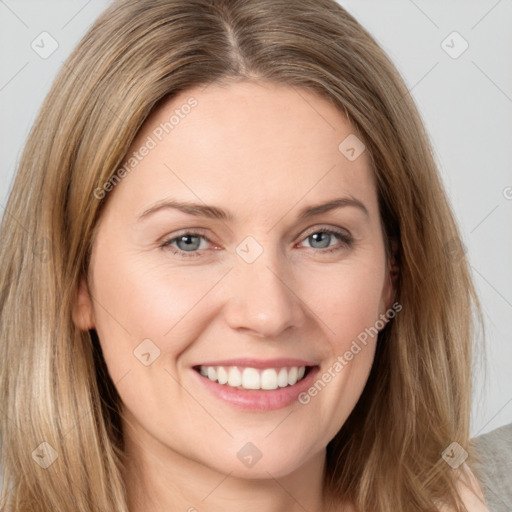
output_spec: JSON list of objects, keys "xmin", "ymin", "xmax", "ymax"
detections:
[{"xmin": 0, "ymin": 0, "xmax": 488, "ymax": 510}]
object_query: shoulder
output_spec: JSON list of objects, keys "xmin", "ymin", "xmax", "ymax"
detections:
[
  {"xmin": 471, "ymin": 422, "xmax": 512, "ymax": 462},
  {"xmin": 437, "ymin": 462, "xmax": 489, "ymax": 512},
  {"xmin": 471, "ymin": 422, "xmax": 512, "ymax": 510}
]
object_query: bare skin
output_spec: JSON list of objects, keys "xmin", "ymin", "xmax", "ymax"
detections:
[{"xmin": 74, "ymin": 80, "xmax": 397, "ymax": 511}]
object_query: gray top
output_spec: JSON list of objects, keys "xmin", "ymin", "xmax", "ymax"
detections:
[{"xmin": 471, "ymin": 423, "xmax": 512, "ymax": 512}]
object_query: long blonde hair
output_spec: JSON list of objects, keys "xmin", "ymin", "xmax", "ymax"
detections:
[{"xmin": 0, "ymin": 0, "xmax": 484, "ymax": 510}]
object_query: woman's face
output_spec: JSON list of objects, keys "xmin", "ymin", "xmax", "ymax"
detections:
[{"xmin": 75, "ymin": 80, "xmax": 395, "ymax": 479}]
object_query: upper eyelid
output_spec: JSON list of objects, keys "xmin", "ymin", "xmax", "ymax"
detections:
[
  {"xmin": 166, "ymin": 224, "xmax": 350, "ymax": 237},
  {"xmin": 300, "ymin": 224, "xmax": 351, "ymax": 238}
]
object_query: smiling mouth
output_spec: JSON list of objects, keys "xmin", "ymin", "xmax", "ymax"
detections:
[{"xmin": 193, "ymin": 365, "xmax": 314, "ymax": 391}]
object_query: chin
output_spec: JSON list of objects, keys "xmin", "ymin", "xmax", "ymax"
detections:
[{"xmin": 201, "ymin": 444, "xmax": 316, "ymax": 480}]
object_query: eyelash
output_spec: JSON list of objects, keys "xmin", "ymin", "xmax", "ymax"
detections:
[{"xmin": 159, "ymin": 227, "xmax": 353, "ymax": 259}]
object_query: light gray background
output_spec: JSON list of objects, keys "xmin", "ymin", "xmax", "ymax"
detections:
[{"xmin": 0, "ymin": 0, "xmax": 511, "ymax": 438}]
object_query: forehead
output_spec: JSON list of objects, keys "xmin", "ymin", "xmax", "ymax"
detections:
[{"xmin": 108, "ymin": 80, "xmax": 377, "ymax": 220}]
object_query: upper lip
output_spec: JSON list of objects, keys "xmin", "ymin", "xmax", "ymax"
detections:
[{"xmin": 193, "ymin": 358, "xmax": 319, "ymax": 369}]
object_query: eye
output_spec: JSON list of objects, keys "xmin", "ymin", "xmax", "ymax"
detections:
[
  {"xmin": 160, "ymin": 226, "xmax": 353, "ymax": 259},
  {"xmin": 297, "ymin": 227, "xmax": 353, "ymax": 253},
  {"xmin": 160, "ymin": 231, "xmax": 213, "ymax": 258}
]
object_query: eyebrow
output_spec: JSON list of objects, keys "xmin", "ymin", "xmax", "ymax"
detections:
[{"xmin": 137, "ymin": 196, "xmax": 369, "ymax": 222}]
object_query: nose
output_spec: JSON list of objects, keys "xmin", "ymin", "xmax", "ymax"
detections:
[{"xmin": 223, "ymin": 250, "xmax": 306, "ymax": 338}]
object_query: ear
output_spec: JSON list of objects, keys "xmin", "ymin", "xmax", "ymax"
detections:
[
  {"xmin": 72, "ymin": 277, "xmax": 95, "ymax": 330},
  {"xmin": 380, "ymin": 238, "xmax": 400, "ymax": 314}
]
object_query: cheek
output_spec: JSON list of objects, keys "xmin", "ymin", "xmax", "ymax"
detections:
[
  {"xmin": 292, "ymin": 259, "xmax": 384, "ymax": 429},
  {"xmin": 89, "ymin": 249, "xmax": 228, "ymax": 377},
  {"xmin": 301, "ymin": 259, "xmax": 386, "ymax": 350}
]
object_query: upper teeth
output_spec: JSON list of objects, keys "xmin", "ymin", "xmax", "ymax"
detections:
[{"xmin": 199, "ymin": 365, "xmax": 307, "ymax": 390}]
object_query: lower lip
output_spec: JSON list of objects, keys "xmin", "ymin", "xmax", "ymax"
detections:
[{"xmin": 192, "ymin": 366, "xmax": 320, "ymax": 411}]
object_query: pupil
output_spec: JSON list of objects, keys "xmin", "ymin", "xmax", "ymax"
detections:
[
  {"xmin": 178, "ymin": 235, "xmax": 200, "ymax": 251},
  {"xmin": 311, "ymin": 232, "xmax": 330, "ymax": 249}
]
